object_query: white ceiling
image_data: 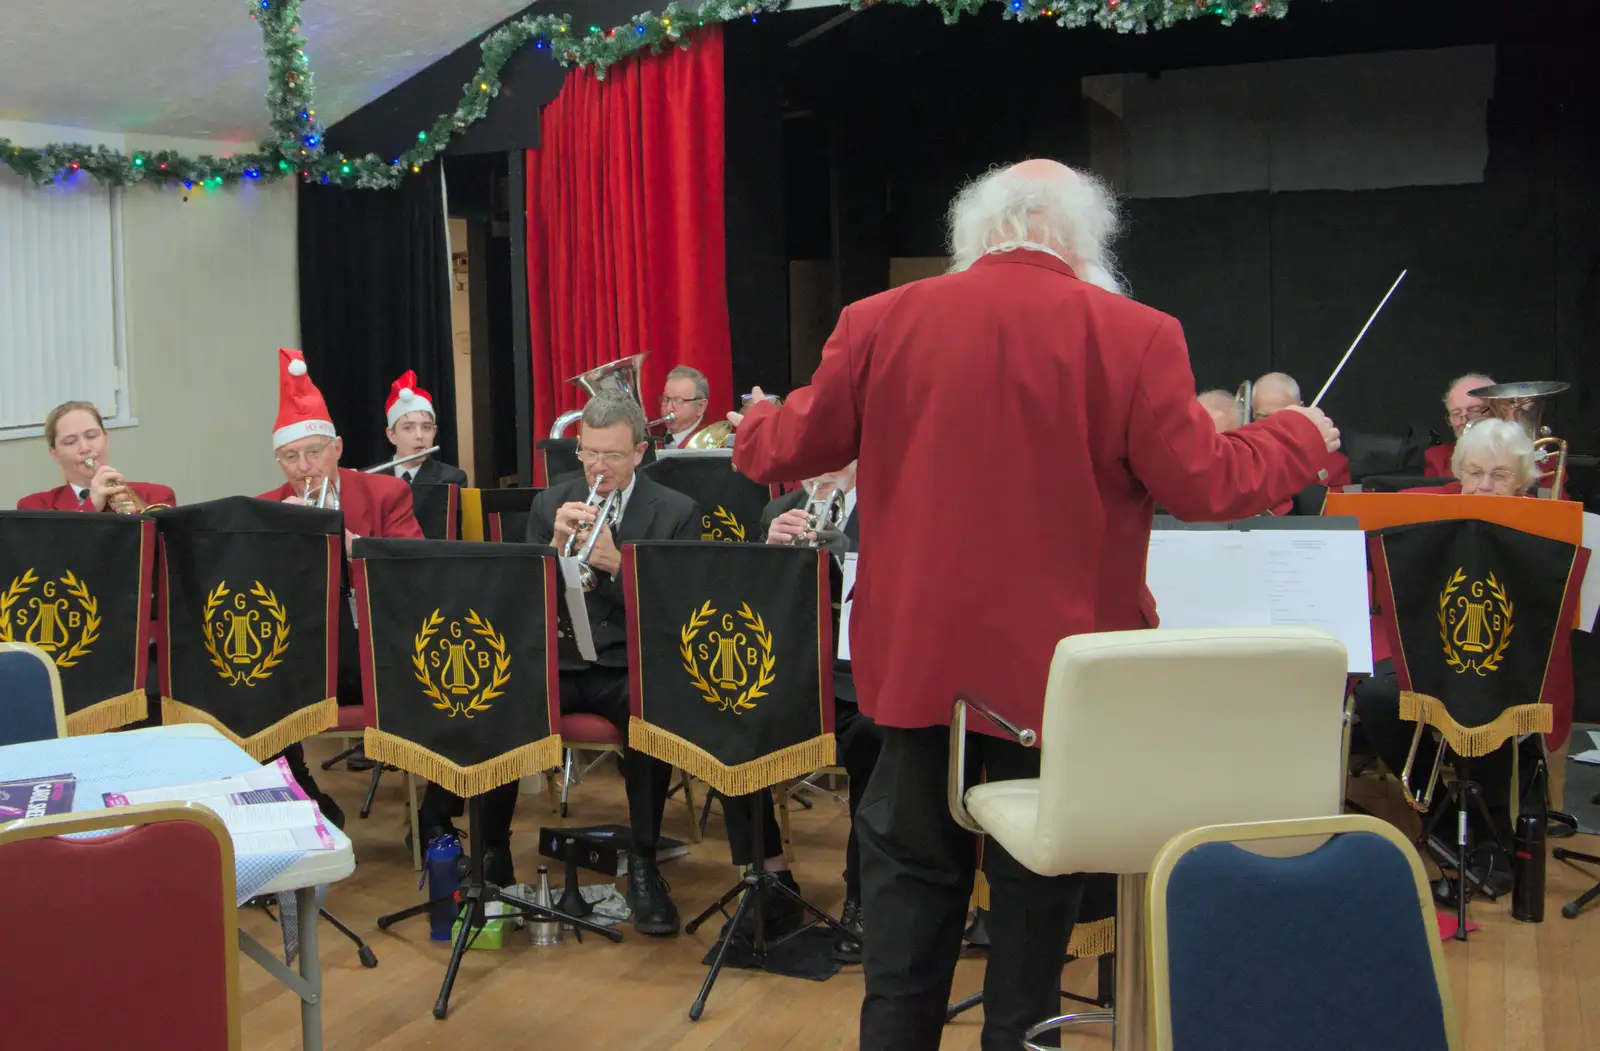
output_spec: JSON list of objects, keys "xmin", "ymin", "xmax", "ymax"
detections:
[{"xmin": 0, "ymin": 0, "xmax": 533, "ymax": 141}]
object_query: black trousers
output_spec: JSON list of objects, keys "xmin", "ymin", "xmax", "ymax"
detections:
[
  {"xmin": 858, "ymin": 726, "xmax": 1084, "ymax": 1051},
  {"xmin": 1353, "ymin": 658, "xmax": 1526, "ymax": 844},
  {"xmin": 722, "ymin": 697, "xmax": 882, "ymax": 899},
  {"xmin": 422, "ymin": 665, "xmax": 673, "ymax": 857}
]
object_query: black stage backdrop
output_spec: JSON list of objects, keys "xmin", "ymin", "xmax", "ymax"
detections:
[{"xmin": 297, "ymin": 161, "xmax": 457, "ymax": 470}]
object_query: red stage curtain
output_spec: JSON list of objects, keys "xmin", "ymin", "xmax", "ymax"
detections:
[{"xmin": 526, "ymin": 28, "xmax": 731, "ymax": 477}]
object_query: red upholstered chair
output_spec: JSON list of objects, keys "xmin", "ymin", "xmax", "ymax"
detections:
[
  {"xmin": 0, "ymin": 802, "xmax": 240, "ymax": 1051},
  {"xmin": 544, "ymin": 712, "xmax": 701, "ymax": 841}
]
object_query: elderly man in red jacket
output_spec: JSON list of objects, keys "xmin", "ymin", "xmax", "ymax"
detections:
[{"xmin": 729, "ymin": 159, "xmax": 1340, "ymax": 1051}]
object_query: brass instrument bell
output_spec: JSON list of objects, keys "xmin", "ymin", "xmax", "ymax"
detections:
[
  {"xmin": 549, "ymin": 353, "xmax": 676, "ymax": 439},
  {"xmin": 1466, "ymin": 381, "xmax": 1570, "ymax": 498},
  {"xmin": 1233, "ymin": 380, "xmax": 1253, "ymax": 429},
  {"xmin": 792, "ymin": 483, "xmax": 847, "ymax": 547}
]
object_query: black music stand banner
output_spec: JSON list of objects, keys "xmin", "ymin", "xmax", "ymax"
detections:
[
  {"xmin": 353, "ymin": 538, "xmax": 562, "ymax": 796},
  {"xmin": 411, "ymin": 483, "xmax": 460, "ymax": 541},
  {"xmin": 1371, "ymin": 517, "xmax": 1585, "ymax": 757},
  {"xmin": 0, "ymin": 511, "xmax": 156, "ymax": 734},
  {"xmin": 644, "ymin": 453, "xmax": 770, "ymax": 544},
  {"xmin": 623, "ymin": 541, "xmax": 834, "ymax": 796},
  {"xmin": 480, "ymin": 487, "xmax": 543, "ymax": 544},
  {"xmin": 157, "ymin": 497, "xmax": 341, "ymax": 759}
]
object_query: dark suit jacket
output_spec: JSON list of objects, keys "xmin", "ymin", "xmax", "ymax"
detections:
[
  {"xmin": 406, "ymin": 457, "xmax": 468, "ymax": 488},
  {"xmin": 760, "ymin": 488, "xmax": 859, "ymax": 704},
  {"xmin": 529, "ymin": 472, "xmax": 701, "ymax": 667}
]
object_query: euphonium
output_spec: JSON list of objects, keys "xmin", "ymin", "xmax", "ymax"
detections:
[
  {"xmin": 562, "ymin": 477, "xmax": 622, "ymax": 591},
  {"xmin": 791, "ymin": 482, "xmax": 847, "ymax": 547},
  {"xmin": 1233, "ymin": 379, "xmax": 1254, "ymax": 429},
  {"xmin": 83, "ymin": 458, "xmax": 171, "ymax": 514},
  {"xmin": 1467, "ymin": 381, "xmax": 1570, "ymax": 499}
]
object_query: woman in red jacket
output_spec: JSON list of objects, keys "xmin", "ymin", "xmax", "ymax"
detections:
[{"xmin": 16, "ymin": 401, "xmax": 177, "ymax": 512}]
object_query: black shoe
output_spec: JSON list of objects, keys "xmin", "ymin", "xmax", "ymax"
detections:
[
  {"xmin": 481, "ymin": 846, "xmax": 515, "ymax": 889},
  {"xmin": 760, "ymin": 871, "xmax": 808, "ymax": 940},
  {"xmin": 833, "ymin": 897, "xmax": 863, "ymax": 964},
  {"xmin": 627, "ymin": 855, "xmax": 680, "ymax": 936}
]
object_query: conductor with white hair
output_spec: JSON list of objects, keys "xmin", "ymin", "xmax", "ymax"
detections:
[{"xmin": 726, "ymin": 158, "xmax": 1342, "ymax": 1051}]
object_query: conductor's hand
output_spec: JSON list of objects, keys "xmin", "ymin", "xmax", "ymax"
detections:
[
  {"xmin": 766, "ymin": 508, "xmax": 812, "ymax": 546},
  {"xmin": 552, "ymin": 501, "xmax": 598, "ymax": 551},
  {"xmin": 1282, "ymin": 405, "xmax": 1341, "ymax": 453},
  {"xmin": 586, "ymin": 526, "xmax": 621, "ymax": 576}
]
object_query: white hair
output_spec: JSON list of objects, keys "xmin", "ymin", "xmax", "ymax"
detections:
[
  {"xmin": 1453, "ymin": 418, "xmax": 1537, "ymax": 490},
  {"xmin": 1443, "ymin": 373, "xmax": 1495, "ymax": 407},
  {"xmin": 946, "ymin": 163, "xmax": 1127, "ymax": 295},
  {"xmin": 1253, "ymin": 372, "xmax": 1301, "ymax": 403}
]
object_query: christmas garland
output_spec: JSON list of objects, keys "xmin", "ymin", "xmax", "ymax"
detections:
[{"xmin": 0, "ymin": 0, "xmax": 1301, "ymax": 193}]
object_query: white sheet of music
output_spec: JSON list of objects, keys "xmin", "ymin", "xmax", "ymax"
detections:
[
  {"xmin": 557, "ymin": 558, "xmax": 598, "ymax": 662},
  {"xmin": 1145, "ymin": 528, "xmax": 1373, "ymax": 675},
  {"xmin": 1581, "ymin": 512, "xmax": 1600, "ymax": 633},
  {"xmin": 838, "ymin": 553, "xmax": 858, "ymax": 662}
]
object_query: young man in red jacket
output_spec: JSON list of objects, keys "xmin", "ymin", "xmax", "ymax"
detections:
[{"xmin": 728, "ymin": 159, "xmax": 1341, "ymax": 1051}]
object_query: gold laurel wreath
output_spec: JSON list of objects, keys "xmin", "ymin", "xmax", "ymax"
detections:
[
  {"xmin": 678, "ymin": 600, "xmax": 775, "ymax": 714},
  {"xmin": 201, "ymin": 581, "xmax": 291, "ymax": 687},
  {"xmin": 54, "ymin": 571, "xmax": 101, "ymax": 669},
  {"xmin": 1438, "ymin": 568, "xmax": 1467, "ymax": 673},
  {"xmin": 0, "ymin": 568, "xmax": 39, "ymax": 641},
  {"xmin": 413, "ymin": 609, "xmax": 510, "ymax": 718},
  {"xmin": 1437, "ymin": 568, "xmax": 1513, "ymax": 678},
  {"xmin": 1480, "ymin": 573, "xmax": 1514, "ymax": 674},
  {"xmin": 712, "ymin": 506, "xmax": 745, "ymax": 543}
]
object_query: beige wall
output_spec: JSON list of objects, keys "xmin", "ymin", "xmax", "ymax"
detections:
[{"xmin": 0, "ymin": 126, "xmax": 299, "ymax": 505}]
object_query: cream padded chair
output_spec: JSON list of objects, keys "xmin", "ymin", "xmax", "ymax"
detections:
[{"xmin": 949, "ymin": 626, "xmax": 1349, "ymax": 1051}]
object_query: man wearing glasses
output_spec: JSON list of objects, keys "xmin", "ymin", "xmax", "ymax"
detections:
[
  {"xmin": 1424, "ymin": 373, "xmax": 1495, "ymax": 477},
  {"xmin": 431, "ymin": 391, "xmax": 700, "ymax": 933},
  {"xmin": 659, "ymin": 365, "xmax": 710, "ymax": 448}
]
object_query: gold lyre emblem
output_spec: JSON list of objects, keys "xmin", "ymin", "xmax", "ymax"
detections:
[
  {"xmin": 413, "ymin": 609, "xmax": 510, "ymax": 718},
  {"xmin": 1438, "ymin": 568, "xmax": 1514, "ymax": 677},
  {"xmin": 700, "ymin": 506, "xmax": 747, "ymax": 543},
  {"xmin": 679, "ymin": 601, "xmax": 775, "ymax": 714},
  {"xmin": 202, "ymin": 581, "xmax": 290, "ymax": 687},
  {"xmin": 0, "ymin": 569, "xmax": 101, "ymax": 668}
]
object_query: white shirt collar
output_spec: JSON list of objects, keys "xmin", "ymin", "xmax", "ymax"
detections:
[
  {"xmin": 613, "ymin": 473, "xmax": 638, "ymax": 520},
  {"xmin": 984, "ymin": 242, "xmax": 1074, "ymax": 268},
  {"xmin": 842, "ymin": 486, "xmax": 857, "ymax": 520},
  {"xmin": 74, "ymin": 485, "xmax": 89, "ymax": 502},
  {"xmin": 394, "ymin": 461, "xmax": 416, "ymax": 480}
]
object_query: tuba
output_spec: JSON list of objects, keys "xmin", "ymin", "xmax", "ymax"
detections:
[
  {"xmin": 83, "ymin": 458, "xmax": 171, "ymax": 514},
  {"xmin": 548, "ymin": 353, "xmax": 676, "ymax": 439},
  {"xmin": 1233, "ymin": 380, "xmax": 1254, "ymax": 430},
  {"xmin": 1466, "ymin": 381, "xmax": 1570, "ymax": 499},
  {"xmin": 688, "ymin": 392, "xmax": 784, "ymax": 450}
]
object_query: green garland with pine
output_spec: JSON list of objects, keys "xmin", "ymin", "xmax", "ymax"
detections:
[{"xmin": 0, "ymin": 0, "xmax": 1304, "ymax": 193}]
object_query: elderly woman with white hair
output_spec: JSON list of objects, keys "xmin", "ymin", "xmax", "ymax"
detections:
[{"xmin": 1439, "ymin": 417, "xmax": 1540, "ymax": 496}]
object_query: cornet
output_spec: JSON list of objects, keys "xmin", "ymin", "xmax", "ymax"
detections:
[
  {"xmin": 301, "ymin": 475, "xmax": 341, "ymax": 511},
  {"xmin": 82, "ymin": 458, "xmax": 171, "ymax": 514},
  {"xmin": 792, "ymin": 482, "xmax": 847, "ymax": 548},
  {"xmin": 562, "ymin": 478, "xmax": 622, "ymax": 591}
]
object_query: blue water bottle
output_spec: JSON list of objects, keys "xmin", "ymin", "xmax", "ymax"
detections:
[{"xmin": 425, "ymin": 833, "xmax": 463, "ymax": 941}]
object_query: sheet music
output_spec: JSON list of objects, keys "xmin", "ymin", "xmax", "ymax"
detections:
[
  {"xmin": 557, "ymin": 558, "xmax": 599, "ymax": 662},
  {"xmin": 1145, "ymin": 527, "xmax": 1372, "ymax": 674},
  {"xmin": 1581, "ymin": 512, "xmax": 1600, "ymax": 633},
  {"xmin": 838, "ymin": 553, "xmax": 858, "ymax": 662}
]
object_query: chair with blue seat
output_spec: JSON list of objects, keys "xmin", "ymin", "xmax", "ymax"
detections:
[
  {"xmin": 949, "ymin": 626, "xmax": 1350, "ymax": 1050},
  {"xmin": 0, "ymin": 641, "xmax": 66, "ymax": 746},
  {"xmin": 1147, "ymin": 814, "xmax": 1460, "ymax": 1051}
]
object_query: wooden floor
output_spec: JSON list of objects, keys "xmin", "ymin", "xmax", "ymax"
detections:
[{"xmin": 239, "ymin": 742, "xmax": 1600, "ymax": 1050}]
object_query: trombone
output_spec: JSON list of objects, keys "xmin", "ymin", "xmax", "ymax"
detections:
[
  {"xmin": 1232, "ymin": 379, "xmax": 1253, "ymax": 429},
  {"xmin": 562, "ymin": 477, "xmax": 622, "ymax": 591},
  {"xmin": 82, "ymin": 458, "xmax": 172, "ymax": 514}
]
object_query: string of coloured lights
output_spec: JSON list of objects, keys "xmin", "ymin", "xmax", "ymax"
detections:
[{"xmin": 0, "ymin": 0, "xmax": 1301, "ymax": 192}]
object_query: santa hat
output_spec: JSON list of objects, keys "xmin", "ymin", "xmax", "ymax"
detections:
[
  {"xmin": 385, "ymin": 370, "xmax": 436, "ymax": 429},
  {"xmin": 272, "ymin": 348, "xmax": 338, "ymax": 450}
]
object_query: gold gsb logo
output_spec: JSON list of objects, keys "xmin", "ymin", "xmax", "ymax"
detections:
[
  {"xmin": 0, "ymin": 569, "xmax": 101, "ymax": 668},
  {"xmin": 1438, "ymin": 568, "xmax": 1514, "ymax": 677},
  {"xmin": 700, "ymin": 506, "xmax": 746, "ymax": 543},
  {"xmin": 414, "ymin": 609, "xmax": 510, "ymax": 718},
  {"xmin": 680, "ymin": 601, "xmax": 775, "ymax": 714},
  {"xmin": 203, "ymin": 581, "xmax": 290, "ymax": 687}
]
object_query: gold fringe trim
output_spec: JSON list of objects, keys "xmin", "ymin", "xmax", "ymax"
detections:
[
  {"xmin": 161, "ymin": 696, "xmax": 338, "ymax": 762},
  {"xmin": 972, "ymin": 869, "xmax": 990, "ymax": 911},
  {"xmin": 628, "ymin": 717, "xmax": 836, "ymax": 797},
  {"xmin": 364, "ymin": 730, "xmax": 562, "ymax": 797},
  {"xmin": 1069, "ymin": 917, "xmax": 1116, "ymax": 959},
  {"xmin": 1398, "ymin": 691, "xmax": 1551, "ymax": 758},
  {"xmin": 66, "ymin": 690, "xmax": 148, "ymax": 736}
]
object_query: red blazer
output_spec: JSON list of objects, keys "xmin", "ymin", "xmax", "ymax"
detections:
[
  {"xmin": 258, "ymin": 467, "xmax": 422, "ymax": 539},
  {"xmin": 1423, "ymin": 443, "xmax": 1453, "ymax": 477},
  {"xmin": 732, "ymin": 250, "xmax": 1328, "ymax": 731},
  {"xmin": 17, "ymin": 481, "xmax": 177, "ymax": 512}
]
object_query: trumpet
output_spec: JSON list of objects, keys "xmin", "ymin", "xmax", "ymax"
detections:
[
  {"xmin": 791, "ymin": 482, "xmax": 847, "ymax": 547},
  {"xmin": 82, "ymin": 458, "xmax": 171, "ymax": 514},
  {"xmin": 562, "ymin": 477, "xmax": 622, "ymax": 591},
  {"xmin": 301, "ymin": 475, "xmax": 341, "ymax": 510}
]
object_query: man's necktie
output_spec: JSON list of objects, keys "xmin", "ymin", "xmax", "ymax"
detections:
[{"xmin": 402, "ymin": 471, "xmax": 414, "ymax": 484}]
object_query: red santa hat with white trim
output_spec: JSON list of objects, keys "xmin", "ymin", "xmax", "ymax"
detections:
[
  {"xmin": 272, "ymin": 348, "xmax": 338, "ymax": 450},
  {"xmin": 385, "ymin": 370, "xmax": 436, "ymax": 429}
]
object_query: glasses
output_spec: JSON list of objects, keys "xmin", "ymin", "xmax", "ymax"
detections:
[
  {"xmin": 1459, "ymin": 465, "xmax": 1516, "ymax": 487},
  {"xmin": 660, "ymin": 395, "xmax": 705, "ymax": 409},
  {"xmin": 1448, "ymin": 406, "xmax": 1490, "ymax": 426},
  {"xmin": 577, "ymin": 449, "xmax": 633, "ymax": 466},
  {"xmin": 276, "ymin": 439, "xmax": 336, "ymax": 468}
]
